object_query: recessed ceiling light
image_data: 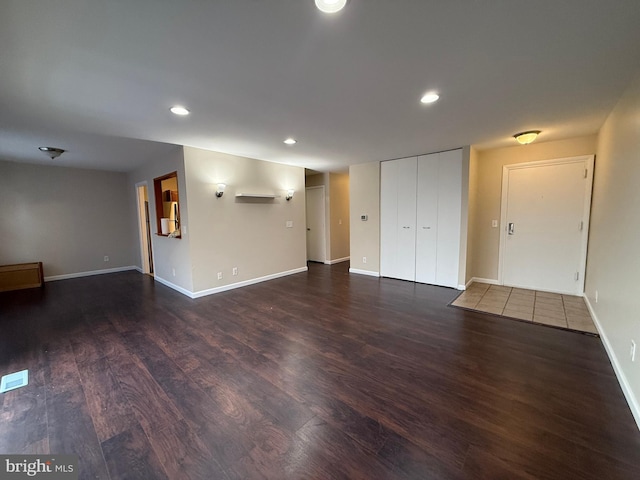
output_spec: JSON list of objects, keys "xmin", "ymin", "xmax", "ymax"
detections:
[
  {"xmin": 315, "ymin": 0, "xmax": 347, "ymax": 14},
  {"xmin": 170, "ymin": 106, "xmax": 190, "ymax": 116},
  {"xmin": 284, "ymin": 138, "xmax": 297, "ymax": 145},
  {"xmin": 420, "ymin": 92, "xmax": 440, "ymax": 104}
]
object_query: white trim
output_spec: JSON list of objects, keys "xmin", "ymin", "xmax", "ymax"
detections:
[
  {"xmin": 153, "ymin": 275, "xmax": 194, "ymax": 297},
  {"xmin": 191, "ymin": 266, "xmax": 308, "ymax": 299},
  {"xmin": 44, "ymin": 266, "xmax": 137, "ymax": 282},
  {"xmin": 498, "ymin": 155, "xmax": 594, "ymax": 294},
  {"xmin": 134, "ymin": 266, "xmax": 143, "ymax": 273},
  {"xmin": 584, "ymin": 295, "xmax": 640, "ymax": 431},
  {"xmin": 324, "ymin": 256, "xmax": 350, "ymax": 265},
  {"xmin": 469, "ymin": 277, "xmax": 500, "ymax": 286},
  {"xmin": 349, "ymin": 268, "xmax": 380, "ymax": 277},
  {"xmin": 456, "ymin": 284, "xmax": 466, "ymax": 291},
  {"xmin": 135, "ymin": 181, "xmax": 152, "ymax": 275}
]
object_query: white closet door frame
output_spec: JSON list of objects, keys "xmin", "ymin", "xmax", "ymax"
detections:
[{"xmin": 498, "ymin": 155, "xmax": 594, "ymax": 294}]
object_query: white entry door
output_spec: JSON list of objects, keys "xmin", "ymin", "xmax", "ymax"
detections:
[
  {"xmin": 499, "ymin": 156, "xmax": 594, "ymax": 295},
  {"xmin": 306, "ymin": 186, "xmax": 326, "ymax": 262}
]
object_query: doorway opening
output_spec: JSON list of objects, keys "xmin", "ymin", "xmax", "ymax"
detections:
[
  {"xmin": 136, "ymin": 183, "xmax": 154, "ymax": 275},
  {"xmin": 306, "ymin": 185, "xmax": 327, "ymax": 263}
]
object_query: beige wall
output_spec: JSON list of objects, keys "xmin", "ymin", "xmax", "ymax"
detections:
[
  {"xmin": 349, "ymin": 162, "xmax": 380, "ymax": 274},
  {"xmin": 0, "ymin": 160, "xmax": 136, "ymax": 278},
  {"xmin": 469, "ymin": 135, "xmax": 598, "ymax": 281},
  {"xmin": 585, "ymin": 73, "xmax": 640, "ymax": 426},
  {"xmin": 129, "ymin": 146, "xmax": 194, "ymax": 293},
  {"xmin": 329, "ymin": 172, "xmax": 350, "ymax": 261},
  {"xmin": 183, "ymin": 147, "xmax": 306, "ymax": 294}
]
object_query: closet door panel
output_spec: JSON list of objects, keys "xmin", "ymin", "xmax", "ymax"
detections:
[
  {"xmin": 415, "ymin": 154, "xmax": 438, "ymax": 284},
  {"xmin": 395, "ymin": 157, "xmax": 417, "ymax": 281},
  {"xmin": 436, "ymin": 149, "xmax": 462, "ymax": 288},
  {"xmin": 380, "ymin": 160, "xmax": 399, "ymax": 278}
]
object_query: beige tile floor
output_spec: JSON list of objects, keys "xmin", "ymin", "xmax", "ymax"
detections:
[{"xmin": 452, "ymin": 282, "xmax": 598, "ymax": 334}]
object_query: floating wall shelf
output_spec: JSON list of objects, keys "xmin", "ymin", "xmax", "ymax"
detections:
[{"xmin": 235, "ymin": 193, "xmax": 280, "ymax": 199}]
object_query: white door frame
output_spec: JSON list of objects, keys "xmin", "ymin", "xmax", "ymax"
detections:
[
  {"xmin": 305, "ymin": 185, "xmax": 327, "ymax": 263},
  {"xmin": 135, "ymin": 181, "xmax": 154, "ymax": 275},
  {"xmin": 498, "ymin": 155, "xmax": 594, "ymax": 293}
]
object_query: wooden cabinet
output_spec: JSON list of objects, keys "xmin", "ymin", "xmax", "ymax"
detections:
[
  {"xmin": 381, "ymin": 149, "xmax": 464, "ymax": 288},
  {"xmin": 0, "ymin": 262, "xmax": 44, "ymax": 292}
]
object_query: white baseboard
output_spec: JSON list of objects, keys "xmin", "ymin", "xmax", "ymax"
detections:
[
  {"xmin": 457, "ymin": 284, "xmax": 467, "ymax": 291},
  {"xmin": 324, "ymin": 256, "xmax": 350, "ymax": 265},
  {"xmin": 44, "ymin": 266, "xmax": 137, "ymax": 282},
  {"xmin": 134, "ymin": 266, "xmax": 143, "ymax": 273},
  {"xmin": 349, "ymin": 268, "xmax": 380, "ymax": 277},
  {"xmin": 584, "ymin": 295, "xmax": 640, "ymax": 431},
  {"xmin": 153, "ymin": 275, "xmax": 194, "ymax": 297},
  {"xmin": 470, "ymin": 277, "xmax": 500, "ymax": 285},
  {"xmin": 191, "ymin": 266, "xmax": 308, "ymax": 299}
]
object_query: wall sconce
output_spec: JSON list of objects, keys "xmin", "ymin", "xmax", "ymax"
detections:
[
  {"xmin": 216, "ymin": 183, "xmax": 226, "ymax": 198},
  {"xmin": 286, "ymin": 189, "xmax": 294, "ymax": 201},
  {"xmin": 513, "ymin": 130, "xmax": 541, "ymax": 145}
]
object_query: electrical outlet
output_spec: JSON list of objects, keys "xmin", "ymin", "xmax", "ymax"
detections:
[
  {"xmin": 362, "ymin": 256, "xmax": 367, "ymax": 264},
  {"xmin": 232, "ymin": 267, "xmax": 238, "ymax": 276},
  {"xmin": 491, "ymin": 220, "xmax": 498, "ymax": 228},
  {"xmin": 595, "ymin": 290, "xmax": 599, "ymax": 303},
  {"xmin": 104, "ymin": 255, "xmax": 109, "ymax": 262},
  {"xmin": 172, "ymin": 268, "xmax": 176, "ymax": 277},
  {"xmin": 217, "ymin": 272, "xmax": 223, "ymax": 280},
  {"xmin": 631, "ymin": 340, "xmax": 636, "ymax": 362}
]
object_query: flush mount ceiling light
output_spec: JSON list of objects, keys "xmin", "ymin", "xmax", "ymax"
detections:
[
  {"xmin": 420, "ymin": 92, "xmax": 440, "ymax": 104},
  {"xmin": 38, "ymin": 147, "xmax": 65, "ymax": 159},
  {"xmin": 315, "ymin": 0, "xmax": 347, "ymax": 14},
  {"xmin": 284, "ymin": 138, "xmax": 297, "ymax": 145},
  {"xmin": 170, "ymin": 106, "xmax": 190, "ymax": 116},
  {"xmin": 514, "ymin": 130, "xmax": 541, "ymax": 145}
]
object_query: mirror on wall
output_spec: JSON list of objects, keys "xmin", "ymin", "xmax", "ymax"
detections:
[{"xmin": 153, "ymin": 171, "xmax": 181, "ymax": 238}]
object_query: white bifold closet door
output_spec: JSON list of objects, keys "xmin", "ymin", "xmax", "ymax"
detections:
[
  {"xmin": 380, "ymin": 157, "xmax": 417, "ymax": 281},
  {"xmin": 431, "ymin": 150, "xmax": 462, "ymax": 288},
  {"xmin": 382, "ymin": 149, "xmax": 462, "ymax": 288}
]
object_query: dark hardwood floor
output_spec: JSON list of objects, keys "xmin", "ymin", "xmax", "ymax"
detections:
[{"xmin": 1, "ymin": 262, "xmax": 639, "ymax": 479}]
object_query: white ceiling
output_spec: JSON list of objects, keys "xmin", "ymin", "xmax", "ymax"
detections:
[{"xmin": 1, "ymin": 0, "xmax": 640, "ymax": 172}]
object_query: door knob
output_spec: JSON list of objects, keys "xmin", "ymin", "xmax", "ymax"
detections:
[{"xmin": 307, "ymin": 228, "xmax": 311, "ymax": 231}]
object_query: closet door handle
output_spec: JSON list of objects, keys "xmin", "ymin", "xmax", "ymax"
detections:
[
  {"xmin": 508, "ymin": 223, "xmax": 515, "ymax": 235},
  {"xmin": 422, "ymin": 226, "xmax": 431, "ymax": 229}
]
